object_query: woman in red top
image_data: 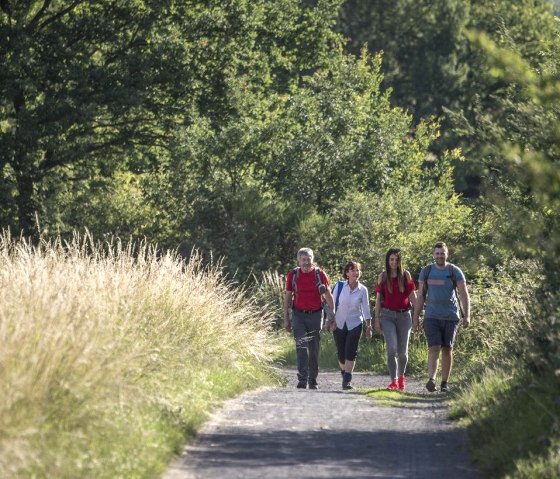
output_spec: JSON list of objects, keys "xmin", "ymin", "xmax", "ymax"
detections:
[{"xmin": 374, "ymin": 248, "xmax": 417, "ymax": 390}]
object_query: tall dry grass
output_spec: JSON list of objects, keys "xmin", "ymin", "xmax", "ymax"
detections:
[{"xmin": 0, "ymin": 231, "xmax": 278, "ymax": 478}]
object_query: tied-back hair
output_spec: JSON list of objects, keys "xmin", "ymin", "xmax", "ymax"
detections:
[
  {"xmin": 343, "ymin": 260, "xmax": 361, "ymax": 280},
  {"xmin": 385, "ymin": 248, "xmax": 405, "ymax": 293}
]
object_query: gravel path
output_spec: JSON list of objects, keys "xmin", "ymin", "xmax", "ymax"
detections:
[{"xmin": 163, "ymin": 368, "xmax": 481, "ymax": 479}]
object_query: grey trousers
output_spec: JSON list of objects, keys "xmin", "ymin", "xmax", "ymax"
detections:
[
  {"xmin": 292, "ymin": 309, "xmax": 323, "ymax": 382},
  {"xmin": 380, "ymin": 308, "xmax": 412, "ymax": 379}
]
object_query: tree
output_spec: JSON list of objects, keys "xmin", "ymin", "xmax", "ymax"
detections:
[
  {"xmin": 336, "ymin": 0, "xmax": 559, "ymax": 197},
  {"xmin": 0, "ymin": 0, "xmax": 194, "ymax": 234}
]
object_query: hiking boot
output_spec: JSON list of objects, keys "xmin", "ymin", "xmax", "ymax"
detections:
[
  {"xmin": 425, "ymin": 378, "xmax": 436, "ymax": 392},
  {"xmin": 308, "ymin": 379, "xmax": 318, "ymax": 390},
  {"xmin": 398, "ymin": 375, "xmax": 406, "ymax": 391},
  {"xmin": 440, "ymin": 381, "xmax": 449, "ymax": 393},
  {"xmin": 296, "ymin": 380, "xmax": 307, "ymax": 389},
  {"xmin": 342, "ymin": 372, "xmax": 353, "ymax": 390},
  {"xmin": 387, "ymin": 380, "xmax": 399, "ymax": 390}
]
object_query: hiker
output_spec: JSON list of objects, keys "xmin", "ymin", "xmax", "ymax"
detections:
[
  {"xmin": 374, "ymin": 248, "xmax": 417, "ymax": 391},
  {"xmin": 331, "ymin": 261, "xmax": 372, "ymax": 390},
  {"xmin": 413, "ymin": 242, "xmax": 471, "ymax": 393},
  {"xmin": 283, "ymin": 247, "xmax": 334, "ymax": 389}
]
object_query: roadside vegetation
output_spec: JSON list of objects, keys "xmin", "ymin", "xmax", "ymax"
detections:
[
  {"xmin": 0, "ymin": 232, "xmax": 279, "ymax": 478},
  {"xmin": 1, "ymin": 1, "xmax": 560, "ymax": 478}
]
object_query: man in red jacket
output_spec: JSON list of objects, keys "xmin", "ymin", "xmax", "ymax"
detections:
[{"xmin": 283, "ymin": 247, "xmax": 335, "ymax": 389}]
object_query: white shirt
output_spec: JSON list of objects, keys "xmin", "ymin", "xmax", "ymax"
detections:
[{"xmin": 334, "ymin": 281, "xmax": 372, "ymax": 330}]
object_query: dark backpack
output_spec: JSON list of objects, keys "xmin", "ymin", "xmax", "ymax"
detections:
[{"xmin": 421, "ymin": 263, "xmax": 463, "ymax": 317}]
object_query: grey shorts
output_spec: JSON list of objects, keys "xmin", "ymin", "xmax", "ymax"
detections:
[{"xmin": 423, "ymin": 317, "xmax": 460, "ymax": 348}]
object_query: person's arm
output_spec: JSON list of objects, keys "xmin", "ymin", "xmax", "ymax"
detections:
[
  {"xmin": 362, "ymin": 289, "xmax": 373, "ymax": 341},
  {"xmin": 374, "ymin": 273, "xmax": 383, "ymax": 334},
  {"xmin": 323, "ymin": 287, "xmax": 336, "ymax": 331},
  {"xmin": 324, "ymin": 287, "xmax": 334, "ymax": 313},
  {"xmin": 374, "ymin": 292, "xmax": 382, "ymax": 334},
  {"xmin": 283, "ymin": 291, "xmax": 292, "ymax": 332},
  {"xmin": 413, "ymin": 281, "xmax": 425, "ymax": 332},
  {"xmin": 405, "ymin": 271, "xmax": 417, "ymax": 311},
  {"xmin": 457, "ymin": 280, "xmax": 471, "ymax": 327}
]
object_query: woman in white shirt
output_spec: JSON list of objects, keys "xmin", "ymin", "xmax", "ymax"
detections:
[{"xmin": 332, "ymin": 261, "xmax": 373, "ymax": 390}]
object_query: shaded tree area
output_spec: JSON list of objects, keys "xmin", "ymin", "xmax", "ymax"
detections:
[
  {"xmin": 337, "ymin": 0, "xmax": 558, "ymax": 197},
  {"xmin": 1, "ymin": 0, "xmax": 468, "ymax": 276}
]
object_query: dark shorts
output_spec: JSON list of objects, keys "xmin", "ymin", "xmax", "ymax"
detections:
[
  {"xmin": 423, "ymin": 317, "xmax": 460, "ymax": 348},
  {"xmin": 333, "ymin": 323, "xmax": 362, "ymax": 362}
]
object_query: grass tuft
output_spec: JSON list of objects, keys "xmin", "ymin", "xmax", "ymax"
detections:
[{"xmin": 0, "ymin": 231, "xmax": 279, "ymax": 477}]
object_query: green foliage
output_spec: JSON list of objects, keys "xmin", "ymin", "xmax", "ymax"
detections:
[
  {"xmin": 451, "ymin": 260, "xmax": 542, "ymax": 382},
  {"xmin": 449, "ymin": 369, "xmax": 560, "ymax": 478},
  {"xmin": 337, "ymin": 0, "xmax": 470, "ymax": 120},
  {"xmin": 297, "ymin": 182, "xmax": 470, "ymax": 287}
]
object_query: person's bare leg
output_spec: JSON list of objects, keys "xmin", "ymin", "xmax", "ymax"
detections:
[
  {"xmin": 344, "ymin": 359, "xmax": 355, "ymax": 373},
  {"xmin": 441, "ymin": 347, "xmax": 453, "ymax": 382},
  {"xmin": 428, "ymin": 346, "xmax": 441, "ymax": 380}
]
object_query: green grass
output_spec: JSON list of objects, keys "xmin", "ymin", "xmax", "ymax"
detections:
[
  {"xmin": 0, "ymin": 231, "xmax": 281, "ymax": 478},
  {"xmin": 363, "ymin": 389, "xmax": 444, "ymax": 408},
  {"xmin": 449, "ymin": 369, "xmax": 560, "ymax": 478}
]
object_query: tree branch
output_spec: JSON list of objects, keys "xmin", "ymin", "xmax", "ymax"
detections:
[{"xmin": 34, "ymin": 0, "xmax": 84, "ymax": 30}]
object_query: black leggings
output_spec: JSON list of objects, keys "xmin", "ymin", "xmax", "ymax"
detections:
[{"xmin": 333, "ymin": 323, "xmax": 363, "ymax": 363}]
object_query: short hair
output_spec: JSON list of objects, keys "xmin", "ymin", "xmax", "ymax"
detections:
[
  {"xmin": 342, "ymin": 260, "xmax": 361, "ymax": 280},
  {"xmin": 433, "ymin": 242, "xmax": 448, "ymax": 253},
  {"xmin": 297, "ymin": 247, "xmax": 314, "ymax": 261}
]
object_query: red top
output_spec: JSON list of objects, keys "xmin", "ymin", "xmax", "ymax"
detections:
[
  {"xmin": 286, "ymin": 267, "xmax": 330, "ymax": 310},
  {"xmin": 375, "ymin": 274, "xmax": 416, "ymax": 310}
]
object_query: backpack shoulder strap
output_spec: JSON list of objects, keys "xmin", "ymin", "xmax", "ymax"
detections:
[
  {"xmin": 334, "ymin": 280, "xmax": 344, "ymax": 310},
  {"xmin": 422, "ymin": 264, "xmax": 432, "ymax": 300},
  {"xmin": 315, "ymin": 267, "xmax": 323, "ymax": 288},
  {"xmin": 291, "ymin": 267, "xmax": 299, "ymax": 292},
  {"xmin": 447, "ymin": 263, "xmax": 458, "ymax": 289}
]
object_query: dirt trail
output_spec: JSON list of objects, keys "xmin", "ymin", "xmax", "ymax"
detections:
[{"xmin": 163, "ymin": 369, "xmax": 481, "ymax": 479}]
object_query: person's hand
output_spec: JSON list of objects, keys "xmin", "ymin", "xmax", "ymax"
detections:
[
  {"xmin": 366, "ymin": 326, "xmax": 373, "ymax": 341},
  {"xmin": 328, "ymin": 319, "xmax": 336, "ymax": 332},
  {"xmin": 374, "ymin": 319, "xmax": 382, "ymax": 335},
  {"xmin": 462, "ymin": 316, "xmax": 471, "ymax": 328},
  {"xmin": 412, "ymin": 317, "xmax": 421, "ymax": 333},
  {"xmin": 284, "ymin": 318, "xmax": 292, "ymax": 332}
]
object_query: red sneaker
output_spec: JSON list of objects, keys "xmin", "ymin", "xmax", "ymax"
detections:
[
  {"xmin": 387, "ymin": 380, "xmax": 398, "ymax": 390},
  {"xmin": 398, "ymin": 375, "xmax": 405, "ymax": 390}
]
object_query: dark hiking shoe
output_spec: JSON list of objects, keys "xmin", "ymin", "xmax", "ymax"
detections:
[
  {"xmin": 440, "ymin": 381, "xmax": 449, "ymax": 393},
  {"xmin": 342, "ymin": 381, "xmax": 353, "ymax": 390},
  {"xmin": 425, "ymin": 378, "xmax": 436, "ymax": 392},
  {"xmin": 296, "ymin": 380, "xmax": 307, "ymax": 389},
  {"xmin": 342, "ymin": 372, "xmax": 353, "ymax": 390},
  {"xmin": 308, "ymin": 379, "xmax": 318, "ymax": 390}
]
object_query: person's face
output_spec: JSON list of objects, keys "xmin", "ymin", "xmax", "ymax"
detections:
[
  {"xmin": 388, "ymin": 254, "xmax": 399, "ymax": 271},
  {"xmin": 347, "ymin": 266, "xmax": 361, "ymax": 282},
  {"xmin": 298, "ymin": 254, "xmax": 312, "ymax": 271},
  {"xmin": 433, "ymin": 247, "xmax": 448, "ymax": 266}
]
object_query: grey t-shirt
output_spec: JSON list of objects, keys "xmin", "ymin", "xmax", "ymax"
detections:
[{"xmin": 419, "ymin": 263, "xmax": 465, "ymax": 320}]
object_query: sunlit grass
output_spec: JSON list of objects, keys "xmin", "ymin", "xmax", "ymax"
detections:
[
  {"xmin": 449, "ymin": 369, "xmax": 560, "ymax": 478},
  {"xmin": 0, "ymin": 231, "xmax": 280, "ymax": 478},
  {"xmin": 364, "ymin": 389, "xmax": 444, "ymax": 408}
]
